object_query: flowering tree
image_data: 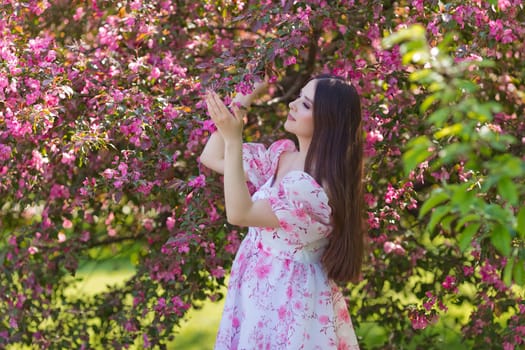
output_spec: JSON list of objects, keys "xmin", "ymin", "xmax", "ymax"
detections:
[{"xmin": 0, "ymin": 0, "xmax": 523, "ymax": 349}]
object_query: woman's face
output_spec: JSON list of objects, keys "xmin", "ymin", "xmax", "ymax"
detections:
[{"xmin": 284, "ymin": 79, "xmax": 316, "ymax": 139}]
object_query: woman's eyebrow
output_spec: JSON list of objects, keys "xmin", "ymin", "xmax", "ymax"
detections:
[{"xmin": 300, "ymin": 89, "xmax": 314, "ymax": 103}]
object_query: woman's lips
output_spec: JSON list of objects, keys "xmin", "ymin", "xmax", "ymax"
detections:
[{"xmin": 287, "ymin": 114, "xmax": 296, "ymax": 121}]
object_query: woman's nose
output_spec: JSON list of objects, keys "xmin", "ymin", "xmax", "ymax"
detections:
[{"xmin": 289, "ymin": 101, "xmax": 296, "ymax": 110}]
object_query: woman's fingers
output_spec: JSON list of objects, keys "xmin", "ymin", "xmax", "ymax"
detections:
[
  {"xmin": 207, "ymin": 91, "xmax": 240, "ymax": 124},
  {"xmin": 205, "ymin": 91, "xmax": 223, "ymax": 122}
]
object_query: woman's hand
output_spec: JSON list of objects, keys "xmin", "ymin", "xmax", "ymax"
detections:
[{"xmin": 205, "ymin": 90, "xmax": 246, "ymax": 142}]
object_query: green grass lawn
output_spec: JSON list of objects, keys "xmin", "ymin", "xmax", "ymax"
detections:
[
  {"xmin": 168, "ymin": 297, "xmax": 224, "ymax": 350},
  {"xmin": 73, "ymin": 258, "xmax": 223, "ymax": 349}
]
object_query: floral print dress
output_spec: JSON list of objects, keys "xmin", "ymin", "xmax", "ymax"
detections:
[{"xmin": 215, "ymin": 139, "xmax": 359, "ymax": 350}]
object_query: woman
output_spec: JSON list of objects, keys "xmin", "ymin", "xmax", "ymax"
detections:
[{"xmin": 201, "ymin": 74, "xmax": 364, "ymax": 349}]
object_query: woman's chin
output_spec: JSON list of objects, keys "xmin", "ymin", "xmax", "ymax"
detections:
[{"xmin": 284, "ymin": 121, "xmax": 292, "ymax": 133}]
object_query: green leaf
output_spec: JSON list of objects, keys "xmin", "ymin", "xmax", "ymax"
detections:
[
  {"xmin": 503, "ymin": 258, "xmax": 514, "ymax": 286},
  {"xmin": 458, "ymin": 222, "xmax": 480, "ymax": 252},
  {"xmin": 420, "ymin": 94, "xmax": 436, "ymax": 113},
  {"xmin": 450, "ymin": 183, "xmax": 475, "ymax": 215},
  {"xmin": 382, "ymin": 24, "xmax": 426, "ymax": 49},
  {"xmin": 485, "ymin": 204, "xmax": 512, "ymax": 222},
  {"xmin": 514, "ymin": 259, "xmax": 525, "ymax": 286},
  {"xmin": 403, "ymin": 136, "xmax": 432, "ymax": 175},
  {"xmin": 490, "ymin": 223, "xmax": 512, "ymax": 256},
  {"xmin": 434, "ymin": 123, "xmax": 463, "ymax": 139},
  {"xmin": 455, "ymin": 214, "xmax": 481, "ymax": 230},
  {"xmin": 438, "ymin": 143, "xmax": 472, "ymax": 165},
  {"xmin": 428, "ymin": 108, "xmax": 450, "ymax": 127},
  {"xmin": 419, "ymin": 190, "xmax": 450, "ymax": 218},
  {"xmin": 497, "ymin": 177, "xmax": 518, "ymax": 205},
  {"xmin": 454, "ymin": 79, "xmax": 479, "ymax": 93},
  {"xmin": 402, "ymin": 49, "xmax": 430, "ymax": 64},
  {"xmin": 476, "ymin": 59, "xmax": 496, "ymax": 68},
  {"xmin": 428, "ymin": 205, "xmax": 450, "ymax": 232},
  {"xmin": 441, "ymin": 215, "xmax": 454, "ymax": 233},
  {"xmin": 517, "ymin": 207, "xmax": 525, "ymax": 239}
]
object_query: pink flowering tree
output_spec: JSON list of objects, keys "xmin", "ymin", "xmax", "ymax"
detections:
[{"xmin": 0, "ymin": 0, "xmax": 523, "ymax": 349}]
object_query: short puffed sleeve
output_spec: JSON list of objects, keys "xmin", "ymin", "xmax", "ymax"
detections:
[
  {"xmin": 242, "ymin": 139, "xmax": 296, "ymax": 191},
  {"xmin": 268, "ymin": 172, "xmax": 332, "ymax": 243}
]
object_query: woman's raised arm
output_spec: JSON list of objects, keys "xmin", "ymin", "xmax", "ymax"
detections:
[{"xmin": 200, "ymin": 131, "xmax": 225, "ymax": 174}]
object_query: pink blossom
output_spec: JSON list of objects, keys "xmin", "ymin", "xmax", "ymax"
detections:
[
  {"xmin": 211, "ymin": 266, "xmax": 225, "ymax": 278},
  {"xmin": 463, "ymin": 265, "xmax": 474, "ymax": 276},
  {"xmin": 284, "ymin": 56, "xmax": 297, "ymax": 66},
  {"xmin": 108, "ymin": 227, "xmax": 117, "ymax": 237},
  {"xmin": 367, "ymin": 212, "xmax": 380, "ymax": 229},
  {"xmin": 166, "ymin": 216, "xmax": 175, "ymax": 231},
  {"xmin": 143, "ymin": 218, "xmax": 154, "ymax": 232},
  {"xmin": 442, "ymin": 275, "xmax": 458, "ymax": 293},
  {"xmin": 423, "ymin": 292, "xmax": 436, "ymax": 311},
  {"xmin": 44, "ymin": 93, "xmax": 59, "ymax": 106},
  {"xmin": 80, "ymin": 231, "xmax": 90, "ymax": 242},
  {"xmin": 58, "ymin": 232, "xmax": 66, "ymax": 243},
  {"xmin": 45, "ymin": 50, "xmax": 56, "ymax": 62},
  {"xmin": 0, "ymin": 144, "xmax": 11, "ymax": 162},
  {"xmin": 178, "ymin": 242, "xmax": 190, "ymax": 254},
  {"xmin": 384, "ymin": 183, "xmax": 399, "ymax": 204},
  {"xmin": 149, "ymin": 66, "xmax": 161, "ymax": 80},
  {"xmin": 61, "ymin": 152, "xmax": 76, "ymax": 165},
  {"xmin": 49, "ymin": 184, "xmax": 70, "ymax": 199},
  {"xmin": 112, "ymin": 89, "xmax": 124, "ymax": 103},
  {"xmin": 410, "ymin": 311, "xmax": 428, "ymax": 330},
  {"xmin": 383, "ymin": 241, "xmax": 406, "ymax": 255},
  {"xmin": 25, "ymin": 77, "xmax": 40, "ymax": 91},
  {"xmin": 102, "ymin": 168, "xmax": 117, "ymax": 179},
  {"xmin": 188, "ymin": 174, "xmax": 206, "ymax": 188},
  {"xmin": 143, "ymin": 334, "xmax": 150, "ymax": 349},
  {"xmin": 73, "ymin": 7, "xmax": 85, "ymax": 21},
  {"xmin": 118, "ymin": 162, "xmax": 128, "ymax": 176},
  {"xmin": 62, "ymin": 218, "xmax": 73, "ymax": 229},
  {"xmin": 498, "ymin": 0, "xmax": 512, "ymax": 11}
]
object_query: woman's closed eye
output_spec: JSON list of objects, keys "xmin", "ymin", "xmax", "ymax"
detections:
[{"xmin": 296, "ymin": 94, "xmax": 311, "ymax": 109}]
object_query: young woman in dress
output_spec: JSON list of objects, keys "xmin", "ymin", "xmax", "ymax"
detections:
[{"xmin": 201, "ymin": 74, "xmax": 364, "ymax": 349}]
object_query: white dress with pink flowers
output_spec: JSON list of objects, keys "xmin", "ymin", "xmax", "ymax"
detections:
[{"xmin": 214, "ymin": 139, "xmax": 360, "ymax": 350}]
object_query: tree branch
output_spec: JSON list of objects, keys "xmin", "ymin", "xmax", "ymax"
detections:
[{"xmin": 267, "ymin": 28, "xmax": 320, "ymax": 106}]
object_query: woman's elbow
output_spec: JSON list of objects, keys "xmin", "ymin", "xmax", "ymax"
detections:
[
  {"xmin": 199, "ymin": 153, "xmax": 211, "ymax": 169},
  {"xmin": 199, "ymin": 154, "xmax": 224, "ymax": 174},
  {"xmin": 225, "ymin": 212, "xmax": 246, "ymax": 227}
]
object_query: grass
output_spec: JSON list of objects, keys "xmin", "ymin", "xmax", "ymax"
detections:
[
  {"xmin": 168, "ymin": 297, "xmax": 225, "ymax": 350},
  {"xmin": 72, "ymin": 258, "xmax": 223, "ymax": 350}
]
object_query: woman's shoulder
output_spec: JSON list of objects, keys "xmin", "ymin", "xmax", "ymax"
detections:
[{"xmin": 268, "ymin": 138, "xmax": 296, "ymax": 153}]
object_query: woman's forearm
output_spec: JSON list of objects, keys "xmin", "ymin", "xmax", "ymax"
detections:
[
  {"xmin": 200, "ymin": 131, "xmax": 225, "ymax": 174},
  {"xmin": 222, "ymin": 138, "xmax": 279, "ymax": 228},
  {"xmin": 222, "ymin": 139, "xmax": 253, "ymax": 224}
]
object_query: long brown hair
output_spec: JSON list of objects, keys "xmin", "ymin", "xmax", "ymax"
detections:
[{"xmin": 304, "ymin": 75, "xmax": 365, "ymax": 283}]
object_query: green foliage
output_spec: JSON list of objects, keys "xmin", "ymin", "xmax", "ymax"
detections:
[{"xmin": 384, "ymin": 23, "xmax": 525, "ymax": 287}]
